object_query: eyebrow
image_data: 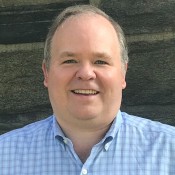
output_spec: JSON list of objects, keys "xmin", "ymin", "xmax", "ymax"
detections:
[
  {"xmin": 59, "ymin": 51, "xmax": 76, "ymax": 58},
  {"xmin": 92, "ymin": 52, "xmax": 112, "ymax": 59},
  {"xmin": 59, "ymin": 51, "xmax": 112, "ymax": 60}
]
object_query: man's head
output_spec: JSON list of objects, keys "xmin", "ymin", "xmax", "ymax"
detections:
[
  {"xmin": 42, "ymin": 5, "xmax": 128, "ymax": 130},
  {"xmin": 43, "ymin": 5, "xmax": 128, "ymax": 72}
]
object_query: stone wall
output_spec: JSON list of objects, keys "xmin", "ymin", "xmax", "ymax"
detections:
[
  {"xmin": 99, "ymin": 0, "xmax": 175, "ymax": 125},
  {"xmin": 0, "ymin": 0, "xmax": 175, "ymax": 134}
]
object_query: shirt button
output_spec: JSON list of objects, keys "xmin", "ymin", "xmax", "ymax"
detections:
[
  {"xmin": 82, "ymin": 168, "xmax": 88, "ymax": 175},
  {"xmin": 63, "ymin": 139, "xmax": 68, "ymax": 144},
  {"xmin": 104, "ymin": 144, "xmax": 108, "ymax": 150}
]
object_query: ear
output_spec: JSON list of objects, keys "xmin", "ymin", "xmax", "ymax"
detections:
[
  {"xmin": 42, "ymin": 62, "xmax": 49, "ymax": 88},
  {"xmin": 122, "ymin": 63, "xmax": 128, "ymax": 89},
  {"xmin": 122, "ymin": 79, "xmax": 127, "ymax": 90}
]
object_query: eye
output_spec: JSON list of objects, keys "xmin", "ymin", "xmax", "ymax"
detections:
[
  {"xmin": 63, "ymin": 59, "xmax": 77, "ymax": 64},
  {"xmin": 95, "ymin": 60, "xmax": 108, "ymax": 65}
]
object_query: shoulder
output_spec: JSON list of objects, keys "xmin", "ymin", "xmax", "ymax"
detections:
[
  {"xmin": 0, "ymin": 116, "xmax": 54, "ymax": 142},
  {"xmin": 121, "ymin": 112, "xmax": 175, "ymax": 138},
  {"xmin": 120, "ymin": 112, "xmax": 175, "ymax": 171}
]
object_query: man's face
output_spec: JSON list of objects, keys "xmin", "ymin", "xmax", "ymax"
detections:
[{"xmin": 42, "ymin": 14, "xmax": 127, "ymax": 128}]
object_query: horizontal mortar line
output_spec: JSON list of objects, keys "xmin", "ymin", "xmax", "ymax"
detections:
[
  {"xmin": 122, "ymin": 104, "xmax": 175, "ymax": 108},
  {"xmin": 0, "ymin": 0, "xmax": 63, "ymax": 7},
  {"xmin": 0, "ymin": 20, "xmax": 50, "ymax": 25},
  {"xmin": 0, "ymin": 0, "xmax": 87, "ymax": 8},
  {"xmin": 126, "ymin": 31, "xmax": 175, "ymax": 43},
  {"xmin": 0, "ymin": 31, "xmax": 175, "ymax": 52},
  {"xmin": 0, "ymin": 42, "xmax": 44, "ymax": 52}
]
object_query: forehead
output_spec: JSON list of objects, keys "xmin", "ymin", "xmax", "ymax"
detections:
[
  {"xmin": 53, "ymin": 13, "xmax": 119, "ymax": 44},
  {"xmin": 50, "ymin": 13, "xmax": 121, "ymax": 61}
]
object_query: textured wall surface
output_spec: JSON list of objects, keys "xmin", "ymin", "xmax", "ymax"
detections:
[
  {"xmin": 0, "ymin": 0, "xmax": 89, "ymax": 134},
  {"xmin": 99, "ymin": 0, "xmax": 175, "ymax": 125},
  {"xmin": 0, "ymin": 0, "xmax": 175, "ymax": 134}
]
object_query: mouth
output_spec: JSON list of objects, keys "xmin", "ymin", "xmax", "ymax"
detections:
[{"xmin": 71, "ymin": 89, "xmax": 99, "ymax": 95}]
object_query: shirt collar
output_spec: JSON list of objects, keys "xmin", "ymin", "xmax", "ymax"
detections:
[
  {"xmin": 53, "ymin": 110, "xmax": 123, "ymax": 146},
  {"xmin": 99, "ymin": 110, "xmax": 123, "ymax": 151},
  {"xmin": 53, "ymin": 115, "xmax": 65, "ymax": 140},
  {"xmin": 104, "ymin": 110, "xmax": 123, "ymax": 139}
]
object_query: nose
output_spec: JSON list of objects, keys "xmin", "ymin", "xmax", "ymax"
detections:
[{"xmin": 75, "ymin": 63, "xmax": 96, "ymax": 80}]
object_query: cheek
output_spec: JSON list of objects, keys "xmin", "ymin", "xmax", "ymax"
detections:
[
  {"xmin": 98, "ymin": 69, "xmax": 125, "ymax": 89},
  {"xmin": 46, "ymin": 70, "xmax": 62, "ymax": 92},
  {"xmin": 47, "ymin": 72, "xmax": 67, "ymax": 106},
  {"xmin": 48, "ymin": 68, "xmax": 75, "ymax": 92}
]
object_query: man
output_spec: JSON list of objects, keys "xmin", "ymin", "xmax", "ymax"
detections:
[{"xmin": 0, "ymin": 5, "xmax": 175, "ymax": 175}]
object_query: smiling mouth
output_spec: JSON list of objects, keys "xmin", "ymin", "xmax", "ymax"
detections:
[{"xmin": 71, "ymin": 89, "xmax": 99, "ymax": 95}]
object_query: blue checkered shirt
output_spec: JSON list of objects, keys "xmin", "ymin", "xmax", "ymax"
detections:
[{"xmin": 0, "ymin": 111, "xmax": 175, "ymax": 175}]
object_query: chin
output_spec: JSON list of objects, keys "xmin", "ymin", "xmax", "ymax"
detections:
[
  {"xmin": 73, "ymin": 111, "xmax": 99, "ymax": 121},
  {"xmin": 76, "ymin": 114, "xmax": 98, "ymax": 120}
]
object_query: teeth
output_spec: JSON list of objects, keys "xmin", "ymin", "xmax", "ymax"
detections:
[{"xmin": 73, "ymin": 89, "xmax": 98, "ymax": 95}]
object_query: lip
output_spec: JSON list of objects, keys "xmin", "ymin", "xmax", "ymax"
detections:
[{"xmin": 71, "ymin": 89, "xmax": 100, "ymax": 95}]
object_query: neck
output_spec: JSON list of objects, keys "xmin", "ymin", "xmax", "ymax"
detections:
[{"xmin": 59, "ymin": 120, "xmax": 111, "ymax": 163}]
